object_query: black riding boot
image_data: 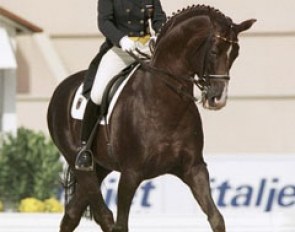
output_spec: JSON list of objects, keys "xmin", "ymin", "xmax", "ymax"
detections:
[{"xmin": 75, "ymin": 99, "xmax": 100, "ymax": 171}]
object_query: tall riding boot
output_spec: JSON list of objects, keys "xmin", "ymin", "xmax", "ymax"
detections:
[{"xmin": 75, "ymin": 99, "xmax": 100, "ymax": 171}]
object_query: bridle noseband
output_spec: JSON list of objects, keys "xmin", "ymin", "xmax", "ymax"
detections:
[{"xmin": 196, "ymin": 73, "xmax": 231, "ymax": 92}]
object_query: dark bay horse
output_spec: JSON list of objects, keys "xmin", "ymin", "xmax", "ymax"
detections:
[{"xmin": 47, "ymin": 5, "xmax": 256, "ymax": 232}]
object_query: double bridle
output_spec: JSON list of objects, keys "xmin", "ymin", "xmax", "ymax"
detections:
[
  {"xmin": 128, "ymin": 32, "xmax": 238, "ymax": 102},
  {"xmin": 215, "ymin": 34, "xmax": 239, "ymax": 44},
  {"xmin": 198, "ymin": 32, "xmax": 238, "ymax": 87}
]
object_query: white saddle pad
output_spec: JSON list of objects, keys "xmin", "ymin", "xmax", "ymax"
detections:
[{"xmin": 70, "ymin": 64, "xmax": 140, "ymax": 124}]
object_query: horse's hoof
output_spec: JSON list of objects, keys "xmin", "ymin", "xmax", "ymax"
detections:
[{"xmin": 111, "ymin": 225, "xmax": 125, "ymax": 232}]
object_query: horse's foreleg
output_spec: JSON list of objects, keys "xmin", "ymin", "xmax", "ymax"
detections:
[
  {"xmin": 112, "ymin": 171, "xmax": 141, "ymax": 232},
  {"xmin": 182, "ymin": 163, "xmax": 226, "ymax": 232}
]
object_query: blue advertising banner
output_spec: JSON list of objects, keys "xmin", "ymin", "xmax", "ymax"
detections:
[{"xmin": 101, "ymin": 154, "xmax": 295, "ymax": 218}]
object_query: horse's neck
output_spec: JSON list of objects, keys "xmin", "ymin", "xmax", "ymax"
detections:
[
  {"xmin": 137, "ymin": 69, "xmax": 194, "ymax": 112},
  {"xmin": 151, "ymin": 40, "xmax": 190, "ymax": 77},
  {"xmin": 152, "ymin": 15, "xmax": 212, "ymax": 77}
]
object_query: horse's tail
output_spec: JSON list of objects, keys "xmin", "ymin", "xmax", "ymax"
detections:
[
  {"xmin": 62, "ymin": 166, "xmax": 76, "ymax": 206},
  {"xmin": 62, "ymin": 165, "xmax": 93, "ymax": 219}
]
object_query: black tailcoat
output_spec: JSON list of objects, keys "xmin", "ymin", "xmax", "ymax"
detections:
[{"xmin": 98, "ymin": 0, "xmax": 166, "ymax": 46}]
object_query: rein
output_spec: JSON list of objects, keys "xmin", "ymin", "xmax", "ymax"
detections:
[{"xmin": 128, "ymin": 50, "xmax": 201, "ymax": 102}]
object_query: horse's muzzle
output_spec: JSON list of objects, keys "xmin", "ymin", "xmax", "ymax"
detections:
[{"xmin": 202, "ymin": 82, "xmax": 228, "ymax": 110}]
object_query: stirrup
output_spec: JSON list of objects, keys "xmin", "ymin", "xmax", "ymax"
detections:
[{"xmin": 75, "ymin": 146, "xmax": 94, "ymax": 171}]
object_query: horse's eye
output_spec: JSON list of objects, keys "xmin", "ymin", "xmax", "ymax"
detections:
[{"xmin": 211, "ymin": 50, "xmax": 218, "ymax": 56}]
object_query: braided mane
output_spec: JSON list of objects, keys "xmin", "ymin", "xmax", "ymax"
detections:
[{"xmin": 157, "ymin": 4, "xmax": 232, "ymax": 41}]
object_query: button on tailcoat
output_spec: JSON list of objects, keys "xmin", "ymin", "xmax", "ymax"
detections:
[{"xmin": 98, "ymin": 0, "xmax": 166, "ymax": 46}]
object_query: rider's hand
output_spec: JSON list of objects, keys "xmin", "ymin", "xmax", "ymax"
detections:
[
  {"xmin": 119, "ymin": 36, "xmax": 136, "ymax": 52},
  {"xmin": 149, "ymin": 36, "xmax": 157, "ymax": 54}
]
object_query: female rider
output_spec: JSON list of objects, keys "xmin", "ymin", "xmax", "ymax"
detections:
[{"xmin": 75, "ymin": 0, "xmax": 166, "ymax": 171}]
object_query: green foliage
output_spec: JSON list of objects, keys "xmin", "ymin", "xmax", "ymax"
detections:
[
  {"xmin": 0, "ymin": 127, "xmax": 63, "ymax": 204},
  {"xmin": 0, "ymin": 200, "xmax": 3, "ymax": 211}
]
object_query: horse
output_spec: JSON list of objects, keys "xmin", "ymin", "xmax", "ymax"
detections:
[{"xmin": 47, "ymin": 5, "xmax": 256, "ymax": 232}]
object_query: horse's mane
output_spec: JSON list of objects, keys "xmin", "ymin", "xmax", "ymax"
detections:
[{"xmin": 157, "ymin": 4, "xmax": 232, "ymax": 41}]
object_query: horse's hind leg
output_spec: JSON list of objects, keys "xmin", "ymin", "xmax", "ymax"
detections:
[
  {"xmin": 59, "ymin": 188, "xmax": 88, "ymax": 232},
  {"xmin": 89, "ymin": 168, "xmax": 114, "ymax": 232},
  {"xmin": 182, "ymin": 163, "xmax": 226, "ymax": 232},
  {"xmin": 89, "ymin": 191, "xmax": 114, "ymax": 232},
  {"xmin": 60, "ymin": 170, "xmax": 114, "ymax": 232}
]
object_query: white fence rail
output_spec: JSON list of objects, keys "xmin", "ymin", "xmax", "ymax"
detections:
[{"xmin": 0, "ymin": 213, "xmax": 295, "ymax": 232}]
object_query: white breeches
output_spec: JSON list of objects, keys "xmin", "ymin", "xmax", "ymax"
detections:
[{"xmin": 90, "ymin": 42, "xmax": 151, "ymax": 105}]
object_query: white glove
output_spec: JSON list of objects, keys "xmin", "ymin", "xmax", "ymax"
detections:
[
  {"xmin": 149, "ymin": 36, "xmax": 157, "ymax": 54},
  {"xmin": 119, "ymin": 36, "xmax": 136, "ymax": 52},
  {"xmin": 150, "ymin": 36, "xmax": 157, "ymax": 43}
]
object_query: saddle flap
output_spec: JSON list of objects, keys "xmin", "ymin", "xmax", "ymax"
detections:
[
  {"xmin": 70, "ymin": 85, "xmax": 87, "ymax": 120},
  {"xmin": 70, "ymin": 64, "xmax": 140, "ymax": 123}
]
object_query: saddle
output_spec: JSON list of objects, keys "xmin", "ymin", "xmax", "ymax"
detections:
[
  {"xmin": 71, "ymin": 62, "xmax": 140, "ymax": 123},
  {"xmin": 100, "ymin": 61, "xmax": 139, "ymax": 116}
]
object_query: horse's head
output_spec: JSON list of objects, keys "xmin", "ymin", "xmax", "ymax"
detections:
[
  {"xmin": 153, "ymin": 5, "xmax": 256, "ymax": 110},
  {"xmin": 200, "ymin": 17, "xmax": 256, "ymax": 110}
]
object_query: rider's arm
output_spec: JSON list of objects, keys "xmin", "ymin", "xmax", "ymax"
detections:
[
  {"xmin": 151, "ymin": 0, "xmax": 166, "ymax": 33},
  {"xmin": 98, "ymin": 0, "xmax": 126, "ymax": 46}
]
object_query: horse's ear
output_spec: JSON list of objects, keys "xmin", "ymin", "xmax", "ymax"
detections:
[{"xmin": 235, "ymin": 19, "xmax": 257, "ymax": 33}]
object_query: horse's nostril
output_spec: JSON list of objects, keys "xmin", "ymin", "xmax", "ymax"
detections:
[
  {"xmin": 209, "ymin": 97, "xmax": 216, "ymax": 105},
  {"xmin": 214, "ymin": 95, "xmax": 222, "ymax": 101}
]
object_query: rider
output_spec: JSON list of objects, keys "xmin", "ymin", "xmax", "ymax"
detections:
[{"xmin": 75, "ymin": 0, "xmax": 167, "ymax": 171}]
